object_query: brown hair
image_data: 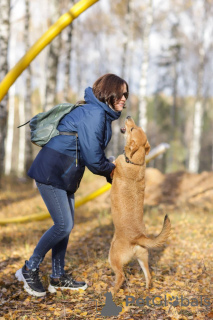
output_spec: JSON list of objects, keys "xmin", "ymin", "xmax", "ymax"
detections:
[{"xmin": 92, "ymin": 73, "xmax": 129, "ymax": 109}]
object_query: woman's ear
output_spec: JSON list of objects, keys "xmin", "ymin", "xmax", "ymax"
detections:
[{"xmin": 145, "ymin": 141, "xmax": 151, "ymax": 155}]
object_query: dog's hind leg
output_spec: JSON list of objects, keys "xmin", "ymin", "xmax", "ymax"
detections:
[
  {"xmin": 134, "ymin": 245, "xmax": 151, "ymax": 289},
  {"xmin": 109, "ymin": 241, "xmax": 126, "ymax": 294}
]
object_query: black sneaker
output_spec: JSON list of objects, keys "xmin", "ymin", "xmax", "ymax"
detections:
[
  {"xmin": 15, "ymin": 263, "xmax": 46, "ymax": 297},
  {"xmin": 48, "ymin": 273, "xmax": 87, "ymax": 293}
]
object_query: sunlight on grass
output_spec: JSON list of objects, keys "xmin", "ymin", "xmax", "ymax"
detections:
[{"xmin": 0, "ymin": 173, "xmax": 212, "ymax": 319}]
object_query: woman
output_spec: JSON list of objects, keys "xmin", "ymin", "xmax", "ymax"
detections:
[{"xmin": 15, "ymin": 73, "xmax": 129, "ymax": 297}]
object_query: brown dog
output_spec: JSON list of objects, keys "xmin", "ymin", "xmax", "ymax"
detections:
[{"xmin": 109, "ymin": 116, "xmax": 171, "ymax": 294}]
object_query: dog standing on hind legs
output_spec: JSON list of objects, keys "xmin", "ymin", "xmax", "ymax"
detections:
[{"xmin": 109, "ymin": 116, "xmax": 171, "ymax": 294}]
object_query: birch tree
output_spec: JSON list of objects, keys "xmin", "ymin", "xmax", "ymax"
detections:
[
  {"xmin": 138, "ymin": 0, "xmax": 153, "ymax": 132},
  {"xmin": 120, "ymin": 0, "xmax": 134, "ymax": 80},
  {"xmin": 24, "ymin": 0, "xmax": 33, "ymax": 172},
  {"xmin": 170, "ymin": 23, "xmax": 181, "ymax": 136},
  {"xmin": 18, "ymin": 92, "xmax": 26, "ymax": 177},
  {"xmin": 112, "ymin": 0, "xmax": 134, "ymax": 156},
  {"xmin": 4, "ymin": 33, "xmax": 16, "ymax": 175},
  {"xmin": 0, "ymin": 0, "xmax": 11, "ymax": 185},
  {"xmin": 63, "ymin": 0, "xmax": 75, "ymax": 102},
  {"xmin": 188, "ymin": 0, "xmax": 211, "ymax": 173},
  {"xmin": 44, "ymin": 0, "xmax": 61, "ymax": 111}
]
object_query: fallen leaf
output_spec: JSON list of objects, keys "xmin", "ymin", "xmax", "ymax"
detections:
[{"xmin": 207, "ymin": 312, "xmax": 213, "ymax": 318}]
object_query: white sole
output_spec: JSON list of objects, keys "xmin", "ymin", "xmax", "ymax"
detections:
[
  {"xmin": 15, "ymin": 268, "xmax": 46, "ymax": 297},
  {"xmin": 48, "ymin": 282, "xmax": 88, "ymax": 293}
]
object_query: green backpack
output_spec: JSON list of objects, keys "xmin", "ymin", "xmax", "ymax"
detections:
[{"xmin": 18, "ymin": 103, "xmax": 80, "ymax": 147}]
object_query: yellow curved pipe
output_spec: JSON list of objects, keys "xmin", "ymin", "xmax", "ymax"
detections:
[
  {"xmin": 0, "ymin": 0, "xmax": 99, "ymax": 102},
  {"xmin": 0, "ymin": 183, "xmax": 111, "ymax": 225}
]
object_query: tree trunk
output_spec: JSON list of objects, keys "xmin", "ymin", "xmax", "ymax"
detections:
[
  {"xmin": 188, "ymin": 1, "xmax": 207, "ymax": 173},
  {"xmin": 170, "ymin": 24, "xmax": 181, "ymax": 138},
  {"xmin": 4, "ymin": 19, "xmax": 17, "ymax": 175},
  {"xmin": 18, "ymin": 93, "xmax": 26, "ymax": 177},
  {"xmin": 138, "ymin": 0, "xmax": 153, "ymax": 132},
  {"xmin": 121, "ymin": 0, "xmax": 132, "ymax": 80},
  {"xmin": 112, "ymin": 0, "xmax": 133, "ymax": 157},
  {"xmin": 4, "ymin": 83, "xmax": 15, "ymax": 175},
  {"xmin": 64, "ymin": 0, "xmax": 75, "ymax": 102},
  {"xmin": 45, "ymin": 0, "xmax": 61, "ymax": 111},
  {"xmin": 24, "ymin": 0, "xmax": 33, "ymax": 172},
  {"xmin": 74, "ymin": 24, "xmax": 86, "ymax": 97},
  {"xmin": 188, "ymin": 99, "xmax": 204, "ymax": 173},
  {"xmin": 0, "ymin": 0, "xmax": 11, "ymax": 186},
  {"xmin": 63, "ymin": 24, "xmax": 73, "ymax": 102}
]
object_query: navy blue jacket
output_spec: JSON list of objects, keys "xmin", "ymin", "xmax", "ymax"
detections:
[{"xmin": 28, "ymin": 87, "xmax": 121, "ymax": 193}]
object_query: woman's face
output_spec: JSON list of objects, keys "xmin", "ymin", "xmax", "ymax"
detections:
[{"xmin": 113, "ymin": 84, "xmax": 128, "ymax": 112}]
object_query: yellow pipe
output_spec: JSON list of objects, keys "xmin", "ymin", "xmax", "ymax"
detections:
[
  {"xmin": 0, "ymin": 145, "xmax": 169, "ymax": 225},
  {"xmin": 0, "ymin": 183, "xmax": 111, "ymax": 225},
  {"xmin": 0, "ymin": 0, "xmax": 99, "ymax": 102},
  {"xmin": 75, "ymin": 183, "xmax": 111, "ymax": 208}
]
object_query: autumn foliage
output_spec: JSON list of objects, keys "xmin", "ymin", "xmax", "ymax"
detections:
[{"xmin": 0, "ymin": 169, "xmax": 212, "ymax": 319}]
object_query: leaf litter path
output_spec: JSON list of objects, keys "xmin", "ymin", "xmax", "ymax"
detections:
[{"xmin": 0, "ymin": 170, "xmax": 213, "ymax": 320}]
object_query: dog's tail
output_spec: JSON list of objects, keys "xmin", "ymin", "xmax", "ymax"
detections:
[{"xmin": 133, "ymin": 215, "xmax": 171, "ymax": 249}]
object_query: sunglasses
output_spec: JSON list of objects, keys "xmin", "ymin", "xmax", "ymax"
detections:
[{"xmin": 122, "ymin": 92, "xmax": 129, "ymax": 99}]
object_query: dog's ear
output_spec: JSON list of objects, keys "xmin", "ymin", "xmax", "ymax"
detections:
[
  {"xmin": 145, "ymin": 140, "xmax": 151, "ymax": 155},
  {"xmin": 129, "ymin": 140, "xmax": 138, "ymax": 158}
]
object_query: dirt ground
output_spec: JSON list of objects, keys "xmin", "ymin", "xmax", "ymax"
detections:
[
  {"xmin": 0, "ymin": 168, "xmax": 212, "ymax": 320},
  {"xmin": 144, "ymin": 168, "xmax": 213, "ymax": 211}
]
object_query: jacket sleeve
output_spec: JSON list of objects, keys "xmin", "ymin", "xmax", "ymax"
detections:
[{"xmin": 77, "ymin": 109, "xmax": 115, "ymax": 179}]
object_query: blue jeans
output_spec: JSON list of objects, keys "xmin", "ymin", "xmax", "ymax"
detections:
[{"xmin": 26, "ymin": 182, "xmax": 74, "ymax": 278}]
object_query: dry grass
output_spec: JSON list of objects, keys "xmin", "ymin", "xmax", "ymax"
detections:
[{"xmin": 0, "ymin": 170, "xmax": 212, "ymax": 319}]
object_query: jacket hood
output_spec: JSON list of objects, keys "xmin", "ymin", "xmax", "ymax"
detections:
[{"xmin": 84, "ymin": 87, "xmax": 121, "ymax": 121}]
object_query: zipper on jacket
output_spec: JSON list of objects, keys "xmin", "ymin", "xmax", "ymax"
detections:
[{"xmin": 76, "ymin": 136, "xmax": 78, "ymax": 167}]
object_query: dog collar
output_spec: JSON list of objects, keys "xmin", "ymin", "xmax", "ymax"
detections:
[{"xmin": 123, "ymin": 151, "xmax": 143, "ymax": 166}]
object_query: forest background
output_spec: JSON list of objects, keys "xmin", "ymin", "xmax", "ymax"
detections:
[
  {"xmin": 0, "ymin": 0, "xmax": 213, "ymax": 182},
  {"xmin": 0, "ymin": 1, "xmax": 213, "ymax": 319}
]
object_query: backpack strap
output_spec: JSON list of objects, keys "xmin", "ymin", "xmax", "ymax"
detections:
[{"xmin": 17, "ymin": 120, "xmax": 30, "ymax": 128}]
